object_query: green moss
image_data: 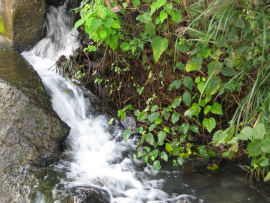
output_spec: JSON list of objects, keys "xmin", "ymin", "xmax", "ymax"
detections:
[{"xmin": 0, "ymin": 17, "xmax": 6, "ymax": 34}]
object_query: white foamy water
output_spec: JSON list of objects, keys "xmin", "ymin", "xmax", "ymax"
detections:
[{"xmin": 22, "ymin": 2, "xmax": 196, "ymax": 203}]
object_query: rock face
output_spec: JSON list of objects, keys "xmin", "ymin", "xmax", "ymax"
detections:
[
  {"xmin": 46, "ymin": 0, "xmax": 66, "ymax": 7},
  {"xmin": 0, "ymin": 50, "xmax": 70, "ymax": 202},
  {"xmin": 0, "ymin": 0, "xmax": 46, "ymax": 52}
]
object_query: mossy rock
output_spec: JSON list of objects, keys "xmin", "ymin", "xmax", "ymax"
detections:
[{"xmin": 0, "ymin": 50, "xmax": 70, "ymax": 202}]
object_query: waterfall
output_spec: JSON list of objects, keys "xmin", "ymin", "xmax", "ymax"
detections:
[{"xmin": 22, "ymin": 1, "xmax": 196, "ymax": 203}]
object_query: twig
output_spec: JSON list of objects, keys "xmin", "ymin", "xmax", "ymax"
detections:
[
  {"xmin": 83, "ymin": 50, "xmax": 92, "ymax": 83},
  {"xmin": 48, "ymin": 62, "xmax": 57, "ymax": 70}
]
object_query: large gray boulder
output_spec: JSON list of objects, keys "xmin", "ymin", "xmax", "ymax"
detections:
[
  {"xmin": 0, "ymin": 0, "xmax": 46, "ymax": 52},
  {"xmin": 0, "ymin": 50, "xmax": 70, "ymax": 202}
]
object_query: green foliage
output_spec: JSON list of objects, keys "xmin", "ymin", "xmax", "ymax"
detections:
[{"xmin": 75, "ymin": 0, "xmax": 270, "ymax": 176}]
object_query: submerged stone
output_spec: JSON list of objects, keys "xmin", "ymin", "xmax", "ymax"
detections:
[
  {"xmin": 0, "ymin": 50, "xmax": 70, "ymax": 202},
  {"xmin": 70, "ymin": 186, "xmax": 110, "ymax": 203}
]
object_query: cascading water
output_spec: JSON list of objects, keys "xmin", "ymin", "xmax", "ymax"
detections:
[
  {"xmin": 21, "ymin": 2, "xmax": 197, "ymax": 203},
  {"xmin": 19, "ymin": 1, "xmax": 270, "ymax": 203}
]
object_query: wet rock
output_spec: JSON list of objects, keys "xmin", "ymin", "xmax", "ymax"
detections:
[
  {"xmin": 0, "ymin": 0, "xmax": 46, "ymax": 52},
  {"xmin": 46, "ymin": 0, "xmax": 65, "ymax": 7},
  {"xmin": 0, "ymin": 35, "xmax": 12, "ymax": 50},
  {"xmin": 120, "ymin": 116, "xmax": 137, "ymax": 130},
  {"xmin": 0, "ymin": 50, "xmax": 70, "ymax": 202},
  {"xmin": 182, "ymin": 157, "xmax": 222, "ymax": 174},
  {"xmin": 70, "ymin": 186, "xmax": 110, "ymax": 203}
]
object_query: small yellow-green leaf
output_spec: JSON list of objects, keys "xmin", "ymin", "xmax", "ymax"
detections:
[
  {"xmin": 203, "ymin": 117, "xmax": 216, "ymax": 133},
  {"xmin": 164, "ymin": 127, "xmax": 170, "ymax": 133},
  {"xmin": 151, "ymin": 36, "xmax": 168, "ymax": 62},
  {"xmin": 159, "ymin": 10, "xmax": 167, "ymax": 23},
  {"xmin": 211, "ymin": 102, "xmax": 223, "ymax": 115}
]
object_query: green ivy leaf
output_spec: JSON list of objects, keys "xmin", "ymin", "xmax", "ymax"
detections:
[
  {"xmin": 144, "ymin": 155, "xmax": 149, "ymax": 163},
  {"xmin": 103, "ymin": 17, "xmax": 114, "ymax": 28},
  {"xmin": 149, "ymin": 149, "xmax": 159, "ymax": 160},
  {"xmin": 144, "ymin": 146, "xmax": 151, "ymax": 152},
  {"xmin": 186, "ymin": 57, "xmax": 202, "ymax": 72},
  {"xmin": 123, "ymin": 104, "xmax": 132, "ymax": 110},
  {"xmin": 190, "ymin": 125, "xmax": 198, "ymax": 133},
  {"xmin": 197, "ymin": 82, "xmax": 205, "ymax": 93},
  {"xmin": 151, "ymin": 36, "xmax": 168, "ymax": 62},
  {"xmin": 184, "ymin": 103, "xmax": 201, "ymax": 117},
  {"xmin": 211, "ymin": 102, "xmax": 223, "ymax": 115},
  {"xmin": 148, "ymin": 112, "xmax": 160, "ymax": 123},
  {"xmin": 169, "ymin": 80, "xmax": 181, "ymax": 90},
  {"xmin": 197, "ymin": 48, "xmax": 211, "ymax": 59},
  {"xmin": 137, "ymin": 126, "xmax": 144, "ymax": 133},
  {"xmin": 120, "ymin": 42, "xmax": 129, "ymax": 51},
  {"xmin": 162, "ymin": 109, "xmax": 170, "ymax": 120},
  {"xmin": 134, "ymin": 110, "xmax": 140, "ymax": 117},
  {"xmin": 195, "ymin": 76, "xmax": 200, "ymax": 83},
  {"xmin": 198, "ymin": 146, "xmax": 207, "ymax": 155},
  {"xmin": 159, "ymin": 151, "xmax": 168, "ymax": 162},
  {"xmin": 156, "ymin": 0, "xmax": 167, "ymax": 9},
  {"xmin": 123, "ymin": 130, "xmax": 131, "ymax": 142},
  {"xmin": 172, "ymin": 97, "xmax": 182, "ymax": 108},
  {"xmin": 166, "ymin": 143, "xmax": 173, "ymax": 152},
  {"xmin": 157, "ymin": 141, "xmax": 164, "ymax": 146},
  {"xmin": 112, "ymin": 20, "xmax": 121, "ymax": 28},
  {"xmin": 164, "ymin": 127, "xmax": 170, "ymax": 133},
  {"xmin": 146, "ymin": 133, "xmax": 155, "ymax": 145},
  {"xmin": 184, "ymin": 77, "xmax": 193, "ymax": 91},
  {"xmin": 118, "ymin": 109, "xmax": 124, "ymax": 117},
  {"xmin": 209, "ymin": 78, "xmax": 220, "ymax": 93},
  {"xmin": 173, "ymin": 160, "xmax": 178, "ymax": 166},
  {"xmin": 204, "ymin": 105, "xmax": 211, "ymax": 115},
  {"xmin": 171, "ymin": 11, "xmax": 182, "ymax": 23},
  {"xmin": 153, "ymin": 160, "xmax": 161, "ymax": 170},
  {"xmin": 74, "ymin": 19, "xmax": 84, "ymax": 30},
  {"xmin": 151, "ymin": 105, "xmax": 159, "ymax": 112},
  {"xmin": 121, "ymin": 111, "xmax": 126, "ymax": 120},
  {"xmin": 183, "ymin": 91, "xmax": 192, "ymax": 107},
  {"xmin": 138, "ymin": 110, "xmax": 146, "ymax": 121},
  {"xmin": 177, "ymin": 157, "xmax": 184, "ymax": 166},
  {"xmin": 175, "ymin": 62, "xmax": 185, "ymax": 70},
  {"xmin": 171, "ymin": 112, "xmax": 180, "ymax": 124},
  {"xmin": 133, "ymin": 0, "xmax": 141, "ymax": 6},
  {"xmin": 136, "ymin": 151, "xmax": 142, "ymax": 158},
  {"xmin": 159, "ymin": 10, "xmax": 167, "ymax": 23},
  {"xmin": 180, "ymin": 123, "xmax": 189, "ymax": 134},
  {"xmin": 149, "ymin": 124, "xmax": 156, "ymax": 131},
  {"xmin": 158, "ymin": 131, "xmax": 166, "ymax": 142},
  {"xmin": 186, "ymin": 61, "xmax": 200, "ymax": 72},
  {"xmin": 155, "ymin": 117, "xmax": 162, "ymax": 125},
  {"xmin": 203, "ymin": 117, "xmax": 216, "ymax": 133}
]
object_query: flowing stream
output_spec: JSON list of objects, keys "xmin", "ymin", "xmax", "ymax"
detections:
[{"xmin": 21, "ymin": 2, "xmax": 270, "ymax": 203}]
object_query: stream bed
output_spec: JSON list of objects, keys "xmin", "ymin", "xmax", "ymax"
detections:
[{"xmin": 7, "ymin": 1, "xmax": 269, "ymax": 203}]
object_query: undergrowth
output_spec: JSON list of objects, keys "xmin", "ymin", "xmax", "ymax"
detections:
[{"xmin": 72, "ymin": 0, "xmax": 270, "ymax": 180}]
